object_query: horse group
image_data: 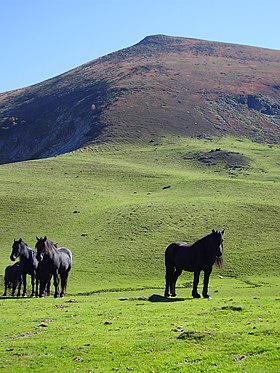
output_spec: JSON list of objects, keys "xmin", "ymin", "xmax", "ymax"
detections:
[
  {"xmin": 3, "ymin": 236, "xmax": 72, "ymax": 298},
  {"xmin": 3, "ymin": 229, "xmax": 224, "ymax": 300}
]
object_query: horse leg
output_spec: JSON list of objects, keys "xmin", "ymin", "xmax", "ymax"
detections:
[
  {"xmin": 202, "ymin": 269, "xmax": 212, "ymax": 298},
  {"xmin": 44, "ymin": 275, "xmax": 52, "ymax": 296},
  {"xmin": 22, "ymin": 274, "xmax": 27, "ymax": 297},
  {"xmin": 39, "ymin": 273, "xmax": 50, "ymax": 298},
  {"xmin": 164, "ymin": 266, "xmax": 174, "ymax": 297},
  {"xmin": 60, "ymin": 273, "xmax": 67, "ymax": 298},
  {"xmin": 31, "ymin": 273, "xmax": 36, "ymax": 297},
  {"xmin": 3, "ymin": 278, "xmax": 8, "ymax": 296},
  {"xmin": 35, "ymin": 273, "xmax": 39, "ymax": 297},
  {"xmin": 53, "ymin": 271, "xmax": 60, "ymax": 298},
  {"xmin": 16, "ymin": 279, "xmax": 22, "ymax": 297},
  {"xmin": 39, "ymin": 278, "xmax": 46, "ymax": 297},
  {"xmin": 46, "ymin": 277, "xmax": 51, "ymax": 296},
  {"xmin": 12, "ymin": 282, "xmax": 17, "ymax": 297},
  {"xmin": 171, "ymin": 267, "xmax": 182, "ymax": 297},
  {"xmin": 192, "ymin": 270, "xmax": 201, "ymax": 298}
]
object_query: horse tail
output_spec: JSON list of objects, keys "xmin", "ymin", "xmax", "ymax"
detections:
[
  {"xmin": 165, "ymin": 243, "xmax": 178, "ymax": 271},
  {"xmin": 216, "ymin": 256, "xmax": 224, "ymax": 271},
  {"xmin": 164, "ymin": 243, "xmax": 179, "ymax": 297},
  {"xmin": 64, "ymin": 273, "xmax": 69, "ymax": 291}
]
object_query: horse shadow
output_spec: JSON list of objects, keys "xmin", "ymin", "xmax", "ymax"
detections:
[
  {"xmin": 148, "ymin": 294, "xmax": 191, "ymax": 302},
  {"xmin": 118, "ymin": 293, "xmax": 191, "ymax": 303},
  {"xmin": 0, "ymin": 295, "xmax": 26, "ymax": 300}
]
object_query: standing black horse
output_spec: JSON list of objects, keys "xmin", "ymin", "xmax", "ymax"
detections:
[
  {"xmin": 35, "ymin": 236, "xmax": 72, "ymax": 298},
  {"xmin": 3, "ymin": 262, "xmax": 22, "ymax": 297},
  {"xmin": 10, "ymin": 239, "xmax": 39, "ymax": 297},
  {"xmin": 164, "ymin": 229, "xmax": 224, "ymax": 299}
]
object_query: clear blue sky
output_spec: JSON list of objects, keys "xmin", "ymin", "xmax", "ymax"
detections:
[{"xmin": 1, "ymin": 0, "xmax": 280, "ymax": 92}]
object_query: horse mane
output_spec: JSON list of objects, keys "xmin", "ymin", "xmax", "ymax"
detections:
[
  {"xmin": 193, "ymin": 231, "xmax": 224, "ymax": 270},
  {"xmin": 44, "ymin": 238, "xmax": 58, "ymax": 254},
  {"xmin": 192, "ymin": 232, "xmax": 212, "ymax": 248},
  {"xmin": 36, "ymin": 235, "xmax": 62, "ymax": 259},
  {"xmin": 17, "ymin": 238, "xmax": 28, "ymax": 246},
  {"xmin": 16, "ymin": 238, "xmax": 32, "ymax": 252}
]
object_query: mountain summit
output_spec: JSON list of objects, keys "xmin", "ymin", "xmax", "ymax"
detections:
[{"xmin": 0, "ymin": 34, "xmax": 279, "ymax": 164}]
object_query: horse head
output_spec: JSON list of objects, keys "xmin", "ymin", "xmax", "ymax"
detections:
[
  {"xmin": 211, "ymin": 229, "xmax": 224, "ymax": 269},
  {"xmin": 35, "ymin": 236, "xmax": 48, "ymax": 262},
  {"xmin": 10, "ymin": 238, "xmax": 23, "ymax": 261}
]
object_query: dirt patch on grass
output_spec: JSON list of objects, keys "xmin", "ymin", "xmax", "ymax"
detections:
[
  {"xmin": 220, "ymin": 305, "xmax": 243, "ymax": 311},
  {"xmin": 177, "ymin": 330, "xmax": 214, "ymax": 340},
  {"xmin": 183, "ymin": 148, "xmax": 250, "ymax": 171}
]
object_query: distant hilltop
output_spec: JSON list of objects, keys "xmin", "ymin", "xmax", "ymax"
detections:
[{"xmin": 0, "ymin": 34, "xmax": 279, "ymax": 164}]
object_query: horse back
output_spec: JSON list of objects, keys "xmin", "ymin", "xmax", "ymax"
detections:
[
  {"xmin": 57, "ymin": 247, "xmax": 72, "ymax": 267},
  {"xmin": 5, "ymin": 263, "xmax": 22, "ymax": 284},
  {"xmin": 165, "ymin": 242, "xmax": 197, "ymax": 272},
  {"xmin": 165, "ymin": 242, "xmax": 189, "ymax": 264}
]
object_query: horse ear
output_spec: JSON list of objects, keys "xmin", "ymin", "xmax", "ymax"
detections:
[
  {"xmin": 221, "ymin": 229, "xmax": 225, "ymax": 234},
  {"xmin": 212, "ymin": 229, "xmax": 215, "ymax": 234},
  {"xmin": 19, "ymin": 238, "xmax": 22, "ymax": 242},
  {"xmin": 44, "ymin": 236, "xmax": 47, "ymax": 241},
  {"xmin": 36, "ymin": 236, "xmax": 39, "ymax": 241}
]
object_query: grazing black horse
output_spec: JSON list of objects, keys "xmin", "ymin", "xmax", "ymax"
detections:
[
  {"xmin": 164, "ymin": 229, "xmax": 224, "ymax": 299},
  {"xmin": 3, "ymin": 262, "xmax": 22, "ymax": 296},
  {"xmin": 10, "ymin": 239, "xmax": 39, "ymax": 297},
  {"xmin": 35, "ymin": 236, "xmax": 72, "ymax": 298}
]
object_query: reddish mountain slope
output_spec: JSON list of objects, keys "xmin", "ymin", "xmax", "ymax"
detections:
[{"xmin": 0, "ymin": 35, "xmax": 279, "ymax": 164}]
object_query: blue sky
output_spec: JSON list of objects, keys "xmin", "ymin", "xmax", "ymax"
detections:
[{"xmin": 1, "ymin": 0, "xmax": 280, "ymax": 92}]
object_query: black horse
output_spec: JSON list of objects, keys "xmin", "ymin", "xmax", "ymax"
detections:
[
  {"xmin": 10, "ymin": 239, "xmax": 40, "ymax": 297},
  {"xmin": 3, "ymin": 262, "xmax": 22, "ymax": 296},
  {"xmin": 35, "ymin": 236, "xmax": 72, "ymax": 298},
  {"xmin": 164, "ymin": 229, "xmax": 224, "ymax": 299}
]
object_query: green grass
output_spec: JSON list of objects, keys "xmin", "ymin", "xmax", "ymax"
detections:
[
  {"xmin": 0, "ymin": 136, "xmax": 279, "ymax": 371},
  {"xmin": 0, "ymin": 278, "xmax": 279, "ymax": 372}
]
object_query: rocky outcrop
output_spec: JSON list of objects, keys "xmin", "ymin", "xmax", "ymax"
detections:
[{"xmin": 238, "ymin": 95, "xmax": 280, "ymax": 115}]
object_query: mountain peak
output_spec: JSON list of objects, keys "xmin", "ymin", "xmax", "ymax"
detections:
[
  {"xmin": 0, "ymin": 36, "xmax": 279, "ymax": 164},
  {"xmin": 138, "ymin": 34, "xmax": 176, "ymax": 44}
]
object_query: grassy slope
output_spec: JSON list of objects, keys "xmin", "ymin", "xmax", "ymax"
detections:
[
  {"xmin": 0, "ymin": 136, "xmax": 279, "ymax": 293},
  {"xmin": 0, "ymin": 136, "xmax": 279, "ymax": 372},
  {"xmin": 0, "ymin": 280, "xmax": 279, "ymax": 372}
]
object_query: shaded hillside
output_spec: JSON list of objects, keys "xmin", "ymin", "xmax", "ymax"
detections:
[{"xmin": 0, "ymin": 34, "xmax": 280, "ymax": 164}]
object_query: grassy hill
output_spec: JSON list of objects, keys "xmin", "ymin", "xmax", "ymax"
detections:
[
  {"xmin": 0, "ymin": 136, "xmax": 279, "ymax": 372},
  {"xmin": 0, "ymin": 136, "xmax": 279, "ymax": 294}
]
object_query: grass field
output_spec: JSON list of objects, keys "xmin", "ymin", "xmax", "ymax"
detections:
[
  {"xmin": 0, "ymin": 136, "xmax": 279, "ymax": 371},
  {"xmin": 0, "ymin": 279, "xmax": 279, "ymax": 372}
]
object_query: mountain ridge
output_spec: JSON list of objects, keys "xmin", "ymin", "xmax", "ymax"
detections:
[{"xmin": 0, "ymin": 34, "xmax": 279, "ymax": 164}]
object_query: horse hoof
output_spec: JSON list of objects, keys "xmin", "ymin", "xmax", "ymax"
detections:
[
  {"xmin": 203, "ymin": 294, "xmax": 211, "ymax": 299},
  {"xmin": 192, "ymin": 293, "xmax": 201, "ymax": 298}
]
